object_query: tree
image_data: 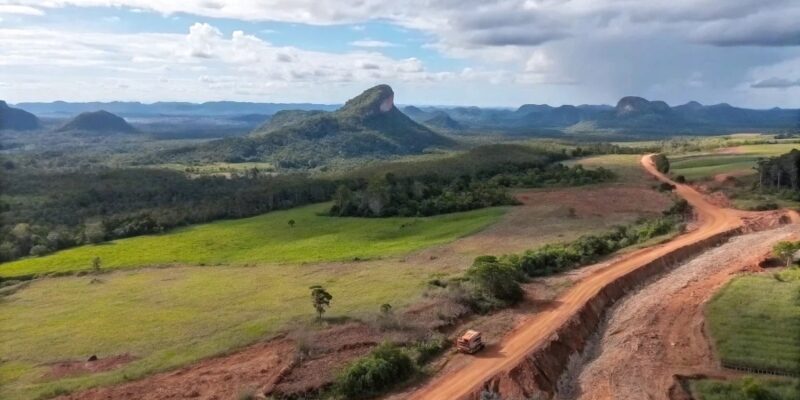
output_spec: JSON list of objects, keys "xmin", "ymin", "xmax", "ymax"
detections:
[
  {"xmin": 84, "ymin": 221, "xmax": 106, "ymax": 244},
  {"xmin": 773, "ymin": 241, "xmax": 799, "ymax": 267},
  {"xmin": 380, "ymin": 303, "xmax": 392, "ymax": 315},
  {"xmin": 91, "ymin": 256, "xmax": 102, "ymax": 273},
  {"xmin": 467, "ymin": 258, "xmax": 523, "ymax": 304},
  {"xmin": 288, "ymin": 219, "xmax": 296, "ymax": 228},
  {"xmin": 309, "ymin": 285, "xmax": 332, "ymax": 320},
  {"xmin": 652, "ymin": 153, "xmax": 670, "ymax": 174}
]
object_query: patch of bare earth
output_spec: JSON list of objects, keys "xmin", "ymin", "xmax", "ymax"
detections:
[
  {"xmin": 558, "ymin": 225, "xmax": 800, "ymax": 400},
  {"xmin": 45, "ymin": 354, "xmax": 137, "ymax": 380}
]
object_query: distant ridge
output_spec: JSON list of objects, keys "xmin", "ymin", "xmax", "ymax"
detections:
[
  {"xmin": 0, "ymin": 100, "xmax": 40, "ymax": 131},
  {"xmin": 57, "ymin": 110, "xmax": 137, "ymax": 134}
]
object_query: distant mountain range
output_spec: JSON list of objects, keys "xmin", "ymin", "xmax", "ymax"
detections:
[
  {"xmin": 404, "ymin": 97, "xmax": 799, "ymax": 135},
  {"xmin": 56, "ymin": 110, "xmax": 137, "ymax": 134},
  {"xmin": 12, "ymin": 101, "xmax": 339, "ymax": 118},
  {"xmin": 0, "ymin": 101, "xmax": 40, "ymax": 131},
  {"xmin": 5, "ymin": 93, "xmax": 798, "ymax": 138},
  {"xmin": 155, "ymin": 85, "xmax": 454, "ymax": 167}
]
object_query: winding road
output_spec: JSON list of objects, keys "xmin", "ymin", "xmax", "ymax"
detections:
[{"xmin": 408, "ymin": 154, "xmax": 746, "ymax": 400}]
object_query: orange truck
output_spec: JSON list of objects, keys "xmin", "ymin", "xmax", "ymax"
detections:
[{"xmin": 456, "ymin": 330, "xmax": 484, "ymax": 354}]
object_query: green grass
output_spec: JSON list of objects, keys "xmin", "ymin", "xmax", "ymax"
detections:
[
  {"xmin": 670, "ymin": 155, "xmax": 761, "ymax": 180},
  {"xmin": 0, "ymin": 262, "xmax": 436, "ymax": 399},
  {"xmin": 671, "ymin": 143, "xmax": 800, "ymax": 181},
  {"xmin": 0, "ymin": 203, "xmax": 506, "ymax": 279},
  {"xmin": 706, "ymin": 273, "xmax": 800, "ymax": 374},
  {"xmin": 692, "ymin": 377, "xmax": 799, "ymax": 400}
]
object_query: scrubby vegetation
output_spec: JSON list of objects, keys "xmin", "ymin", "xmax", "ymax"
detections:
[
  {"xmin": 474, "ymin": 200, "xmax": 688, "ymax": 280},
  {"xmin": 425, "ymin": 200, "xmax": 689, "ymax": 315},
  {"xmin": 335, "ymin": 343, "xmax": 416, "ymax": 399},
  {"xmin": 692, "ymin": 377, "xmax": 799, "ymax": 400}
]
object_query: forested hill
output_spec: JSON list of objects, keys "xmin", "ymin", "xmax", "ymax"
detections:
[
  {"xmin": 152, "ymin": 85, "xmax": 455, "ymax": 168},
  {"xmin": 56, "ymin": 110, "xmax": 137, "ymax": 134},
  {"xmin": 0, "ymin": 101, "xmax": 40, "ymax": 131}
]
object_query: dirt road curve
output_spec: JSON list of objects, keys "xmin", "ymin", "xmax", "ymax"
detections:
[{"xmin": 408, "ymin": 155, "xmax": 745, "ymax": 400}]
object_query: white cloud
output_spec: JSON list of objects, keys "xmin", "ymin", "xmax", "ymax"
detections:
[
  {"xmin": 0, "ymin": 4, "xmax": 43, "ymax": 15},
  {"xmin": 349, "ymin": 39, "xmax": 396, "ymax": 48}
]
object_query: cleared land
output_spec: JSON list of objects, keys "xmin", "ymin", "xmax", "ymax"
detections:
[
  {"xmin": 0, "ymin": 203, "xmax": 505, "ymax": 278},
  {"xmin": 706, "ymin": 271, "xmax": 800, "ymax": 374}
]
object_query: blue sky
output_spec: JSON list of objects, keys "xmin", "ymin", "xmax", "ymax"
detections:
[{"xmin": 1, "ymin": 1, "xmax": 799, "ymax": 108}]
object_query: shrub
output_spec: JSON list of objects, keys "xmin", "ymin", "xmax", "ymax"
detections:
[
  {"xmin": 466, "ymin": 258, "xmax": 524, "ymax": 307},
  {"xmin": 675, "ymin": 175, "xmax": 686, "ymax": 183},
  {"xmin": 652, "ymin": 153, "xmax": 670, "ymax": 173},
  {"xmin": 414, "ymin": 335, "xmax": 448, "ymax": 365},
  {"xmin": 749, "ymin": 202, "xmax": 779, "ymax": 211},
  {"xmin": 658, "ymin": 182, "xmax": 676, "ymax": 192},
  {"xmin": 335, "ymin": 343, "xmax": 416, "ymax": 399},
  {"xmin": 29, "ymin": 244, "xmax": 51, "ymax": 257}
]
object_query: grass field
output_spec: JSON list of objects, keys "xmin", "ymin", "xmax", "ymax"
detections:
[
  {"xmin": 0, "ymin": 262, "xmax": 434, "ymax": 399},
  {"xmin": 671, "ymin": 143, "xmax": 800, "ymax": 181},
  {"xmin": 0, "ymin": 204, "xmax": 506, "ymax": 399},
  {"xmin": 0, "ymin": 203, "xmax": 506, "ymax": 279},
  {"xmin": 692, "ymin": 377, "xmax": 799, "ymax": 400},
  {"xmin": 705, "ymin": 272, "xmax": 800, "ymax": 374}
]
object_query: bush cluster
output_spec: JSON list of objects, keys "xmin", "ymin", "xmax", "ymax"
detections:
[{"xmin": 335, "ymin": 343, "xmax": 416, "ymax": 399}]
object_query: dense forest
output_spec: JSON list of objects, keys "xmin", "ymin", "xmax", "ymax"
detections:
[{"xmin": 330, "ymin": 163, "xmax": 613, "ymax": 217}]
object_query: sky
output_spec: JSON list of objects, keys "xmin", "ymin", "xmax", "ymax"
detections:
[{"xmin": 0, "ymin": 0, "xmax": 799, "ymax": 108}]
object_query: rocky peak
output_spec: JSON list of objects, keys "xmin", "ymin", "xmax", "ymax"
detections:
[{"xmin": 338, "ymin": 84, "xmax": 395, "ymax": 118}]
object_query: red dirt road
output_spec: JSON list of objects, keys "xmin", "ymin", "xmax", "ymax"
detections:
[{"xmin": 407, "ymin": 155, "xmax": 746, "ymax": 400}]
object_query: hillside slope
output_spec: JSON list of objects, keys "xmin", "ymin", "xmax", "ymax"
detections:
[
  {"xmin": 158, "ymin": 85, "xmax": 455, "ymax": 167},
  {"xmin": 57, "ymin": 110, "xmax": 137, "ymax": 134},
  {"xmin": 0, "ymin": 101, "xmax": 40, "ymax": 131}
]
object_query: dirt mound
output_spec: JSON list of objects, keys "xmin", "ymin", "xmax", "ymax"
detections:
[{"xmin": 45, "ymin": 354, "xmax": 137, "ymax": 379}]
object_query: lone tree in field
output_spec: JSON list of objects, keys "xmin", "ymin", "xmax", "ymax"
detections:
[
  {"xmin": 773, "ymin": 241, "xmax": 800, "ymax": 267},
  {"xmin": 310, "ymin": 285, "xmax": 332, "ymax": 320},
  {"xmin": 91, "ymin": 256, "xmax": 102, "ymax": 273},
  {"xmin": 288, "ymin": 219, "xmax": 296, "ymax": 228}
]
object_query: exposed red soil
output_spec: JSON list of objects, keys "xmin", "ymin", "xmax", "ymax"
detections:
[
  {"xmin": 45, "ymin": 354, "xmax": 137, "ymax": 380},
  {"xmin": 567, "ymin": 227, "xmax": 798, "ymax": 400},
  {"xmin": 512, "ymin": 186, "xmax": 672, "ymax": 218},
  {"xmin": 58, "ymin": 338, "xmax": 296, "ymax": 400}
]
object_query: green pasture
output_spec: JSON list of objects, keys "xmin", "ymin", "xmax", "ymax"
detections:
[
  {"xmin": 671, "ymin": 143, "xmax": 800, "ymax": 181},
  {"xmin": 706, "ymin": 272, "xmax": 800, "ymax": 374},
  {"xmin": 0, "ymin": 262, "xmax": 432, "ymax": 399},
  {"xmin": 0, "ymin": 203, "xmax": 505, "ymax": 279}
]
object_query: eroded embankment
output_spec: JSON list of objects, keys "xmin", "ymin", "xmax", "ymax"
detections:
[{"xmin": 475, "ymin": 227, "xmax": 742, "ymax": 399}]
